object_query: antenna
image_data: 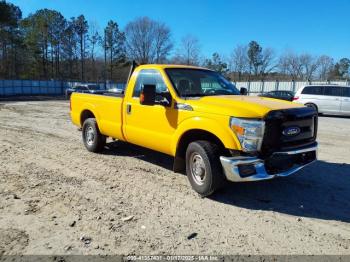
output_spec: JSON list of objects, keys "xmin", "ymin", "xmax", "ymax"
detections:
[{"xmin": 126, "ymin": 60, "xmax": 139, "ymax": 85}]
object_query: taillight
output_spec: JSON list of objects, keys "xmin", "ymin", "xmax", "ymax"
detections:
[{"xmin": 293, "ymin": 96, "xmax": 299, "ymax": 101}]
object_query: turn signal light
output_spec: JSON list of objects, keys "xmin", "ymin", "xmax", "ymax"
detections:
[
  {"xmin": 231, "ymin": 125, "xmax": 245, "ymax": 136},
  {"xmin": 140, "ymin": 92, "xmax": 145, "ymax": 103}
]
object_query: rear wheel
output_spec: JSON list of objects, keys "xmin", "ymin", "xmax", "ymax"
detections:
[
  {"xmin": 185, "ymin": 140, "xmax": 225, "ymax": 196},
  {"xmin": 82, "ymin": 118, "xmax": 106, "ymax": 152}
]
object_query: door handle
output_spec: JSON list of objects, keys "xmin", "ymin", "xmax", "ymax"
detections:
[{"xmin": 126, "ymin": 104, "xmax": 132, "ymax": 114}]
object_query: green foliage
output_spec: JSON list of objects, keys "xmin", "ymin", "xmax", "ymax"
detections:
[
  {"xmin": 20, "ymin": 9, "xmax": 67, "ymax": 78},
  {"xmin": 0, "ymin": 0, "xmax": 22, "ymax": 78},
  {"xmin": 104, "ymin": 20, "xmax": 126, "ymax": 80},
  {"xmin": 337, "ymin": 58, "xmax": 350, "ymax": 78},
  {"xmin": 104, "ymin": 20, "xmax": 125, "ymax": 62},
  {"xmin": 0, "ymin": 2, "xmax": 348, "ymax": 82},
  {"xmin": 247, "ymin": 41, "xmax": 263, "ymax": 75},
  {"xmin": 0, "ymin": 0, "xmax": 21, "ymax": 26},
  {"xmin": 204, "ymin": 53, "xmax": 228, "ymax": 74},
  {"xmin": 0, "ymin": 3, "xmax": 127, "ymax": 81}
]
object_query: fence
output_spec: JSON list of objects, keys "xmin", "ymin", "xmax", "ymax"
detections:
[
  {"xmin": 1, "ymin": 79, "xmax": 350, "ymax": 97},
  {"xmin": 234, "ymin": 80, "xmax": 350, "ymax": 95},
  {"xmin": 0, "ymin": 80, "xmax": 126, "ymax": 96}
]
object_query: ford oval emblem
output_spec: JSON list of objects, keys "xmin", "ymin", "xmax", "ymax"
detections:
[{"xmin": 282, "ymin": 126, "xmax": 301, "ymax": 137}]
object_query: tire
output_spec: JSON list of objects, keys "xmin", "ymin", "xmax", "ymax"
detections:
[
  {"xmin": 305, "ymin": 103, "xmax": 318, "ymax": 113},
  {"xmin": 82, "ymin": 118, "xmax": 106, "ymax": 152},
  {"xmin": 185, "ymin": 140, "xmax": 225, "ymax": 196}
]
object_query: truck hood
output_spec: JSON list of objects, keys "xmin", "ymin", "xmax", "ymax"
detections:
[{"xmin": 188, "ymin": 95, "xmax": 304, "ymax": 118}]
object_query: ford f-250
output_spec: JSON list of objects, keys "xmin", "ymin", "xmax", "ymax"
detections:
[{"xmin": 70, "ymin": 63, "xmax": 318, "ymax": 196}]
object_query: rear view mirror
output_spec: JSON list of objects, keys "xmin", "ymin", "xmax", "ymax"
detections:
[
  {"xmin": 240, "ymin": 87, "xmax": 248, "ymax": 95},
  {"xmin": 140, "ymin": 84, "xmax": 156, "ymax": 105}
]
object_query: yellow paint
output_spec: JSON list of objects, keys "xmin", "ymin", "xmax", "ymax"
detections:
[{"xmin": 70, "ymin": 64, "xmax": 304, "ymax": 156}]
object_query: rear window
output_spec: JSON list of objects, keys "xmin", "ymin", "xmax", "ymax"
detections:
[
  {"xmin": 301, "ymin": 86, "xmax": 324, "ymax": 95},
  {"xmin": 324, "ymin": 86, "xmax": 343, "ymax": 96}
]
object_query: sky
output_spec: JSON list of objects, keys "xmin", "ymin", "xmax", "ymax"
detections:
[{"xmin": 8, "ymin": 0, "xmax": 350, "ymax": 60}]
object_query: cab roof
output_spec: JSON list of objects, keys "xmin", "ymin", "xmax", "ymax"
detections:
[{"xmin": 135, "ymin": 64, "xmax": 212, "ymax": 71}]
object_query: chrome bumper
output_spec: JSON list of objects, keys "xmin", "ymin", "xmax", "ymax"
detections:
[{"xmin": 220, "ymin": 143, "xmax": 318, "ymax": 182}]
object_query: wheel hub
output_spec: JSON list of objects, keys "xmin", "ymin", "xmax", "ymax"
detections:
[
  {"xmin": 85, "ymin": 126, "xmax": 95, "ymax": 146},
  {"xmin": 190, "ymin": 153, "xmax": 206, "ymax": 185}
]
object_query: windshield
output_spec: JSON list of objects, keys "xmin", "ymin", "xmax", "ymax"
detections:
[{"xmin": 165, "ymin": 68, "xmax": 240, "ymax": 97}]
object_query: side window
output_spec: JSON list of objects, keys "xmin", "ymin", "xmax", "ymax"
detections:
[
  {"xmin": 133, "ymin": 69, "xmax": 168, "ymax": 98},
  {"xmin": 344, "ymin": 87, "xmax": 350, "ymax": 97},
  {"xmin": 324, "ymin": 86, "xmax": 342, "ymax": 96},
  {"xmin": 302, "ymin": 86, "xmax": 324, "ymax": 95}
]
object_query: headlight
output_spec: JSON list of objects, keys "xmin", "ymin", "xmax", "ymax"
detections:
[{"xmin": 230, "ymin": 117, "xmax": 265, "ymax": 152}]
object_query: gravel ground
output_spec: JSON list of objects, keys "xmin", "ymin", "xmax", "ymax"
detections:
[{"xmin": 0, "ymin": 99, "xmax": 350, "ymax": 255}]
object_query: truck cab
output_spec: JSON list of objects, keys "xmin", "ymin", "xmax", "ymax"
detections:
[{"xmin": 70, "ymin": 64, "xmax": 318, "ymax": 196}]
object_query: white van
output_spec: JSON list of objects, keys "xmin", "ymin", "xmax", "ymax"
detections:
[{"xmin": 294, "ymin": 85, "xmax": 350, "ymax": 116}]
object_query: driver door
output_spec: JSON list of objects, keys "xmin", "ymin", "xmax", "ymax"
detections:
[{"xmin": 124, "ymin": 69, "xmax": 178, "ymax": 155}]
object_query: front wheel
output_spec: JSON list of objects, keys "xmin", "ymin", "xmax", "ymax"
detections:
[
  {"xmin": 185, "ymin": 141, "xmax": 225, "ymax": 196},
  {"xmin": 82, "ymin": 118, "xmax": 106, "ymax": 152}
]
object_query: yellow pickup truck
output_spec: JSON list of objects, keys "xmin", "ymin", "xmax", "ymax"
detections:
[{"xmin": 70, "ymin": 63, "xmax": 318, "ymax": 196}]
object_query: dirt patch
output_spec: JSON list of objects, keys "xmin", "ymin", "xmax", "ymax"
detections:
[
  {"xmin": 0, "ymin": 228, "xmax": 29, "ymax": 255},
  {"xmin": 0, "ymin": 100, "xmax": 349, "ymax": 255}
]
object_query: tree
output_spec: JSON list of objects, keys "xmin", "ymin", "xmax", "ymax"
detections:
[
  {"xmin": 103, "ymin": 20, "xmax": 125, "ymax": 81},
  {"xmin": 278, "ymin": 52, "xmax": 302, "ymax": 79},
  {"xmin": 260, "ymin": 48, "xmax": 276, "ymax": 76},
  {"xmin": 230, "ymin": 44, "xmax": 248, "ymax": 80},
  {"xmin": 154, "ymin": 21, "xmax": 172, "ymax": 63},
  {"xmin": 247, "ymin": 41, "xmax": 262, "ymax": 75},
  {"xmin": 278, "ymin": 52, "xmax": 321, "ymax": 80},
  {"xmin": 336, "ymin": 58, "xmax": 350, "ymax": 79},
  {"xmin": 176, "ymin": 34, "xmax": 201, "ymax": 65},
  {"xmin": 0, "ymin": 0, "xmax": 22, "ymax": 78},
  {"xmin": 204, "ymin": 53, "xmax": 228, "ymax": 74},
  {"xmin": 299, "ymin": 54, "xmax": 319, "ymax": 80},
  {"xmin": 124, "ymin": 17, "xmax": 173, "ymax": 63},
  {"xmin": 74, "ymin": 15, "xmax": 88, "ymax": 81},
  {"xmin": 48, "ymin": 11, "xmax": 65, "ymax": 78},
  {"xmin": 88, "ymin": 21, "xmax": 101, "ymax": 81},
  {"xmin": 21, "ymin": 9, "xmax": 66, "ymax": 79},
  {"xmin": 317, "ymin": 55, "xmax": 334, "ymax": 80},
  {"xmin": 61, "ymin": 18, "xmax": 78, "ymax": 79}
]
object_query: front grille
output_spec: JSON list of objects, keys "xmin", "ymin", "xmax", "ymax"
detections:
[{"xmin": 260, "ymin": 107, "xmax": 318, "ymax": 157}]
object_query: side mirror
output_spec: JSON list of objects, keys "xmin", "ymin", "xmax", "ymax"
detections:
[
  {"xmin": 158, "ymin": 92, "xmax": 172, "ymax": 106},
  {"xmin": 240, "ymin": 87, "xmax": 248, "ymax": 95},
  {"xmin": 140, "ymin": 84, "xmax": 156, "ymax": 105}
]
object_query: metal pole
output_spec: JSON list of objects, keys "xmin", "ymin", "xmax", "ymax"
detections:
[{"xmin": 104, "ymin": 29, "xmax": 107, "ymax": 89}]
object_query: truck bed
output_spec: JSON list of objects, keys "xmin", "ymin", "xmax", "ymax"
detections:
[{"xmin": 70, "ymin": 92, "xmax": 125, "ymax": 141}]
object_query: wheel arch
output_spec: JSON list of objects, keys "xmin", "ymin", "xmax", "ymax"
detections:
[
  {"xmin": 80, "ymin": 109, "xmax": 96, "ymax": 126},
  {"xmin": 79, "ymin": 103, "xmax": 100, "ymax": 127},
  {"xmin": 305, "ymin": 102, "xmax": 319, "ymax": 113},
  {"xmin": 172, "ymin": 117, "xmax": 240, "ymax": 172}
]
